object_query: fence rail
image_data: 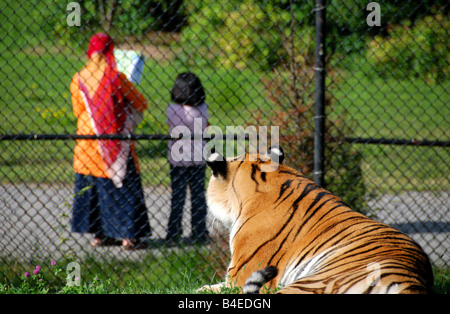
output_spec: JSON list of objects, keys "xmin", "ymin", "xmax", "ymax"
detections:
[{"xmin": 2, "ymin": 134, "xmax": 449, "ymax": 148}]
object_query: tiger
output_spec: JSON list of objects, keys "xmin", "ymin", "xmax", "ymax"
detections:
[{"xmin": 200, "ymin": 146, "xmax": 433, "ymax": 294}]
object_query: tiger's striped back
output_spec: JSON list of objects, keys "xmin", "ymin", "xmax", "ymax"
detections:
[{"xmin": 205, "ymin": 149, "xmax": 433, "ymax": 294}]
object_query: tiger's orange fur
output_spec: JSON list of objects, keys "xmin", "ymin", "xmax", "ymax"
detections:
[{"xmin": 204, "ymin": 149, "xmax": 433, "ymax": 294}]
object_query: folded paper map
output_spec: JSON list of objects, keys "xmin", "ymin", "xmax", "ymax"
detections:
[{"xmin": 114, "ymin": 49, "xmax": 145, "ymax": 84}]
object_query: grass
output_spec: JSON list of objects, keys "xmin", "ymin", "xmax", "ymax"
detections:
[
  {"xmin": 330, "ymin": 68, "xmax": 449, "ymax": 141},
  {"xmin": 433, "ymin": 267, "xmax": 450, "ymax": 294},
  {"xmin": 1, "ymin": 0, "xmax": 448, "ymax": 192},
  {"xmin": 0, "ymin": 46, "xmax": 448, "ymax": 192},
  {"xmin": 0, "ymin": 6, "xmax": 448, "ymax": 192},
  {"xmin": 1, "ymin": 248, "xmax": 448, "ymax": 294},
  {"xmin": 0, "ymin": 244, "xmax": 229, "ymax": 294},
  {"xmin": 1, "ymin": 258, "xmax": 449, "ymax": 294},
  {"xmin": 0, "ymin": 44, "xmax": 270, "ymax": 187},
  {"xmin": 328, "ymin": 57, "xmax": 449, "ymax": 193}
]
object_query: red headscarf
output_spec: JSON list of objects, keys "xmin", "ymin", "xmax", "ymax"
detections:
[
  {"xmin": 86, "ymin": 32, "xmax": 125, "ymax": 136},
  {"xmin": 78, "ymin": 33, "xmax": 129, "ymax": 187},
  {"xmin": 87, "ymin": 32, "xmax": 114, "ymax": 59}
]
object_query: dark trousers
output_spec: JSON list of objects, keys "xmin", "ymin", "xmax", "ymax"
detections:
[
  {"xmin": 168, "ymin": 165, "xmax": 208, "ymax": 241},
  {"xmin": 72, "ymin": 155, "xmax": 151, "ymax": 240}
]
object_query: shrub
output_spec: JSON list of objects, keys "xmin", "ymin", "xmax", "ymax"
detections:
[
  {"xmin": 253, "ymin": 76, "xmax": 372, "ymax": 214},
  {"xmin": 179, "ymin": 0, "xmax": 315, "ymax": 70},
  {"xmin": 44, "ymin": 0, "xmax": 187, "ymax": 47},
  {"xmin": 367, "ymin": 11, "xmax": 449, "ymax": 83},
  {"xmin": 246, "ymin": 28, "xmax": 372, "ymax": 214}
]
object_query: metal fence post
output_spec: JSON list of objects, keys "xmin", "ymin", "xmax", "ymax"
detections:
[{"xmin": 314, "ymin": 0, "xmax": 326, "ymax": 187}]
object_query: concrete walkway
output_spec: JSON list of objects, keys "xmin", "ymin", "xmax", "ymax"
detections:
[{"xmin": 0, "ymin": 183, "xmax": 448, "ymax": 266}]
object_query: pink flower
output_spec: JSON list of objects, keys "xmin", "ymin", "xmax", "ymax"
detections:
[
  {"xmin": 51, "ymin": 260, "xmax": 57, "ymax": 267},
  {"xmin": 33, "ymin": 266, "xmax": 41, "ymax": 275},
  {"xmin": 24, "ymin": 272, "xmax": 30, "ymax": 278}
]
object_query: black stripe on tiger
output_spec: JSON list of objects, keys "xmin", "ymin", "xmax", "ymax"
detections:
[
  {"xmin": 251, "ymin": 163, "xmax": 267, "ymax": 183},
  {"xmin": 276, "ymin": 179, "xmax": 293, "ymax": 202}
]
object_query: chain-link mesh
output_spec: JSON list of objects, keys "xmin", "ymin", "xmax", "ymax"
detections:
[
  {"xmin": 325, "ymin": 0, "xmax": 449, "ymax": 267},
  {"xmin": 0, "ymin": 0, "xmax": 448, "ymax": 290}
]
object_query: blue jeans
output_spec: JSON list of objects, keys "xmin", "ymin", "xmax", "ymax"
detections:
[{"xmin": 168, "ymin": 165, "xmax": 208, "ymax": 241}]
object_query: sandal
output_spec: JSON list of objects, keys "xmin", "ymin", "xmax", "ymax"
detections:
[
  {"xmin": 122, "ymin": 239, "xmax": 147, "ymax": 250},
  {"xmin": 91, "ymin": 237, "xmax": 118, "ymax": 247},
  {"xmin": 90, "ymin": 238, "xmax": 103, "ymax": 247}
]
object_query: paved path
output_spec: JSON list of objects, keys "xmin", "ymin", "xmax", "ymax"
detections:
[
  {"xmin": 0, "ymin": 183, "xmax": 448, "ymax": 266},
  {"xmin": 369, "ymin": 191, "xmax": 449, "ymax": 267},
  {"xmin": 0, "ymin": 183, "xmax": 206, "ymax": 262}
]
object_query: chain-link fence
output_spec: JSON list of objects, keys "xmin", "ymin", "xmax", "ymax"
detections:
[{"xmin": 0, "ymin": 0, "xmax": 448, "ymax": 290}]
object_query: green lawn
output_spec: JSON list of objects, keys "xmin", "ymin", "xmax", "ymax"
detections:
[
  {"xmin": 330, "ymin": 68, "xmax": 449, "ymax": 141},
  {"xmin": 1, "ymin": 0, "xmax": 448, "ymax": 193},
  {"xmin": 0, "ymin": 47, "xmax": 269, "ymax": 186},
  {"xmin": 0, "ymin": 244, "xmax": 229, "ymax": 294},
  {"xmin": 1, "ymin": 44, "xmax": 448, "ymax": 193},
  {"xmin": 1, "ymin": 248, "xmax": 448, "ymax": 294}
]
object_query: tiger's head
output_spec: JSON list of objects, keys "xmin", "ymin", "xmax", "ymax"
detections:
[{"xmin": 205, "ymin": 145, "xmax": 285, "ymax": 230}]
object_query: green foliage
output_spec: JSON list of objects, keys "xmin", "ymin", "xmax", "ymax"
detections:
[
  {"xmin": 25, "ymin": 0, "xmax": 449, "ymax": 81},
  {"xmin": 326, "ymin": 0, "xmax": 448, "ymax": 54},
  {"xmin": 324, "ymin": 134, "xmax": 375, "ymax": 216},
  {"xmin": 367, "ymin": 12, "xmax": 449, "ymax": 82},
  {"xmin": 1, "ymin": 265, "xmax": 116, "ymax": 294},
  {"xmin": 45, "ymin": 0, "xmax": 186, "ymax": 47},
  {"xmin": 179, "ymin": 0, "xmax": 314, "ymax": 70},
  {"xmin": 180, "ymin": 0, "xmax": 449, "ymax": 72},
  {"xmin": 245, "ymin": 41, "xmax": 371, "ymax": 214},
  {"xmin": 432, "ymin": 267, "xmax": 450, "ymax": 294},
  {"xmin": 2, "ymin": 258, "xmax": 449, "ymax": 294},
  {"xmin": 0, "ymin": 245, "xmax": 226, "ymax": 294}
]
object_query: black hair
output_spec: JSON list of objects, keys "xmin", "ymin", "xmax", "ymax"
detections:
[{"xmin": 171, "ymin": 72, "xmax": 206, "ymax": 106}]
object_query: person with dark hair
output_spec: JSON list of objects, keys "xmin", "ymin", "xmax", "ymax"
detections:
[{"xmin": 166, "ymin": 72, "xmax": 209, "ymax": 245}]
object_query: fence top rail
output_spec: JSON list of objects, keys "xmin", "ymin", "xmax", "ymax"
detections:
[
  {"xmin": 0, "ymin": 133, "xmax": 252, "ymax": 141},
  {"xmin": 1, "ymin": 134, "xmax": 448, "ymax": 147},
  {"xmin": 343, "ymin": 137, "xmax": 450, "ymax": 147}
]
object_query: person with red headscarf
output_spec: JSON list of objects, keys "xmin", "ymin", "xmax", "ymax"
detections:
[{"xmin": 70, "ymin": 33, "xmax": 151, "ymax": 249}]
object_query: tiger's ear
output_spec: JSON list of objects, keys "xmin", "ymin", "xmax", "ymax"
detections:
[
  {"xmin": 268, "ymin": 145, "xmax": 284, "ymax": 164},
  {"xmin": 206, "ymin": 149, "xmax": 227, "ymax": 179}
]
